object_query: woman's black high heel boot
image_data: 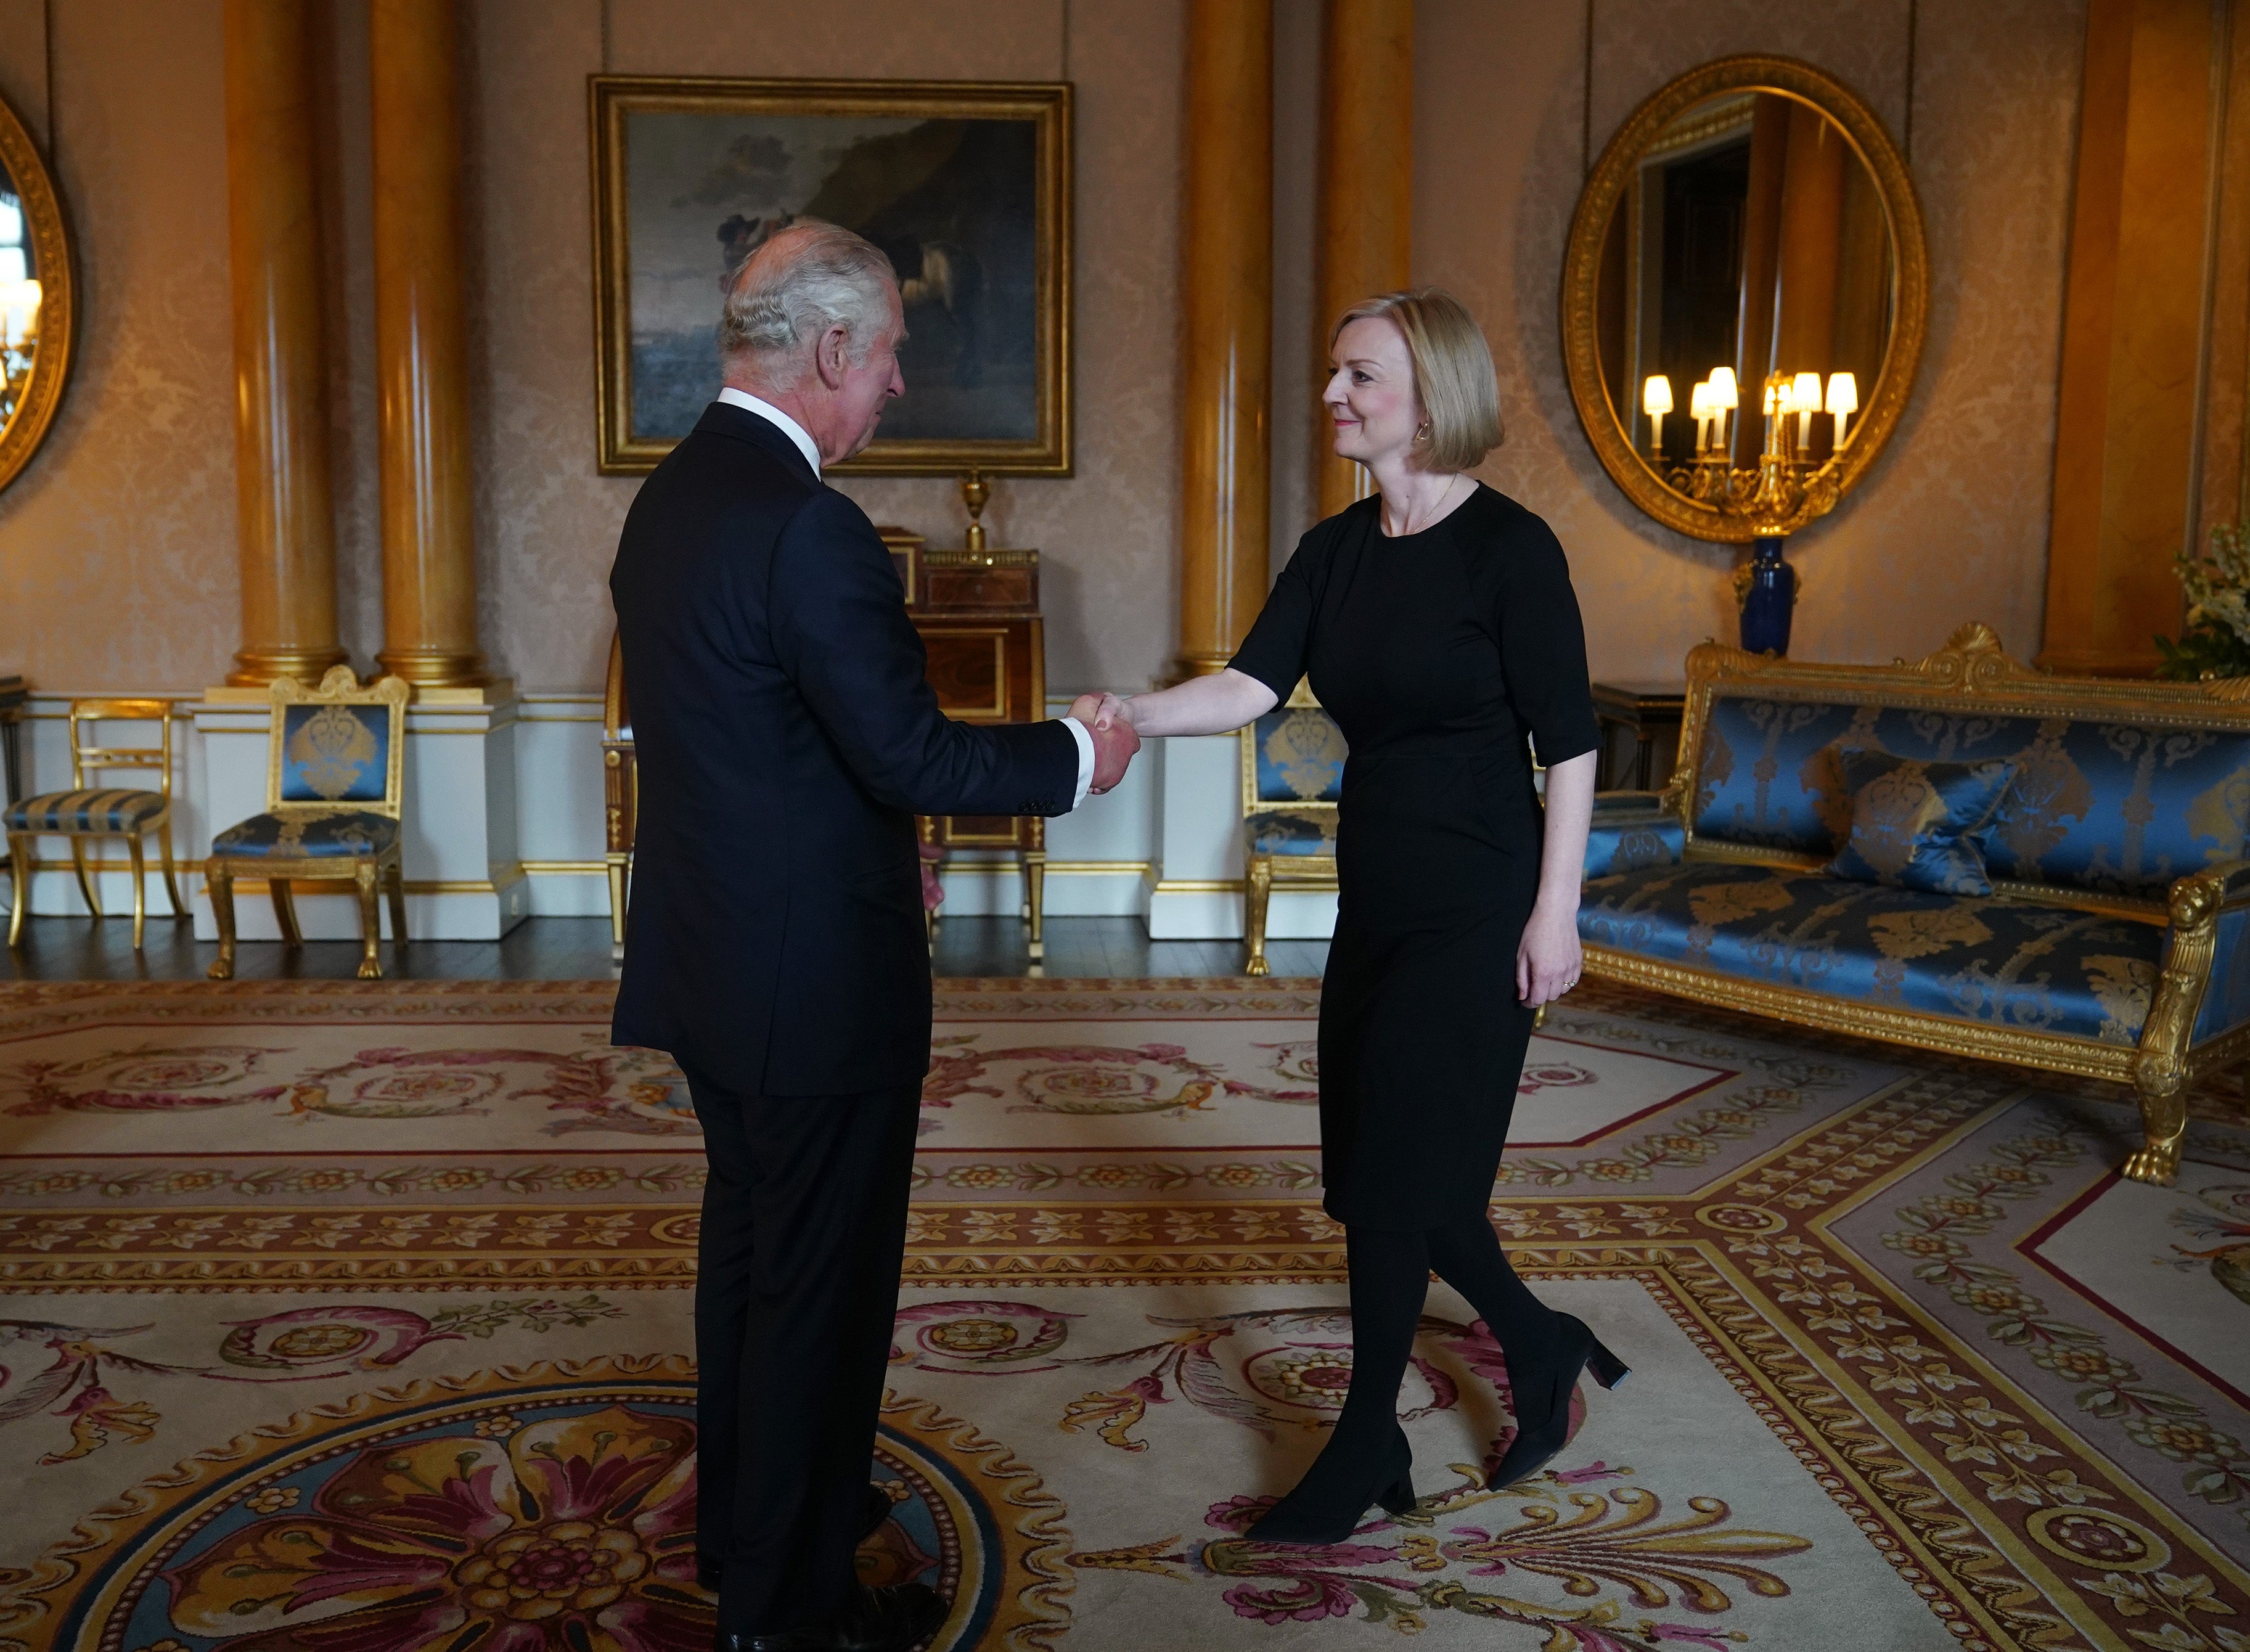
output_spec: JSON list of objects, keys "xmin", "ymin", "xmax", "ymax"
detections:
[
  {"xmin": 1245, "ymin": 1423, "xmax": 1417, "ymax": 1544},
  {"xmin": 1487, "ymin": 1312, "xmax": 1629, "ymax": 1489}
]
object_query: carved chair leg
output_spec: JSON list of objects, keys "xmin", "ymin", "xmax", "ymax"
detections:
[
  {"xmin": 128, "ymin": 834, "xmax": 148, "ymax": 951},
  {"xmin": 1023, "ymin": 851, "xmax": 1045, "ymax": 962},
  {"xmin": 353, "ymin": 861, "xmax": 383, "ymax": 979},
  {"xmin": 386, "ymin": 859, "xmax": 408, "ymax": 951},
  {"xmin": 607, "ymin": 854, "xmax": 628, "ymax": 960},
  {"xmin": 270, "ymin": 878, "xmax": 303, "ymax": 947},
  {"xmin": 2124, "ymin": 1053, "xmax": 2189, "ymax": 1187},
  {"xmin": 157, "ymin": 814, "xmax": 186, "ymax": 917},
  {"xmin": 206, "ymin": 862, "xmax": 238, "ymax": 980},
  {"xmin": 70, "ymin": 838, "xmax": 101, "ymax": 920},
  {"xmin": 1243, "ymin": 854, "xmax": 1274, "ymax": 978},
  {"xmin": 5, "ymin": 833, "xmax": 28, "ymax": 947}
]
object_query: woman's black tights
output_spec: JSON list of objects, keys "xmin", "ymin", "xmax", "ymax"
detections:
[{"xmin": 1274, "ymin": 1216, "xmax": 1561, "ymax": 1514}]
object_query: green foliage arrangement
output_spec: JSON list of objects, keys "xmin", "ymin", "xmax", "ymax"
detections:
[{"xmin": 2156, "ymin": 521, "xmax": 2250, "ymax": 681}]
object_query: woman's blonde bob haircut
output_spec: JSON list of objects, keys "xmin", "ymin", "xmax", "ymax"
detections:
[{"xmin": 1331, "ymin": 287, "xmax": 1503, "ymax": 472}]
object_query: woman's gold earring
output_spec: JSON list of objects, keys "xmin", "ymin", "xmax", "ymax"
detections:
[{"xmin": 1416, "ymin": 422, "xmax": 1431, "ymax": 443}]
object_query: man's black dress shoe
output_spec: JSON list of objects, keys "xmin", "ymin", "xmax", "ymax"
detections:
[
  {"xmin": 722, "ymin": 1582, "xmax": 950, "ymax": 1651},
  {"xmin": 697, "ymin": 1484, "xmax": 899, "ymax": 1590}
]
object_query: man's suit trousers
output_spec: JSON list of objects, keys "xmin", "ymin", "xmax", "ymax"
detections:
[{"xmin": 686, "ymin": 1073, "xmax": 922, "ymax": 1634}]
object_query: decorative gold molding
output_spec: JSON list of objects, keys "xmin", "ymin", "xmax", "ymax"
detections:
[
  {"xmin": 589, "ymin": 75, "xmax": 1073, "ymax": 477},
  {"xmin": 0, "ymin": 87, "xmax": 73, "ymax": 496},
  {"xmin": 1560, "ymin": 55, "xmax": 1929, "ymax": 544}
]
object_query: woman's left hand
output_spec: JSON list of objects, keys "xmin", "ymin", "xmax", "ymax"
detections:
[{"xmin": 1516, "ymin": 899, "xmax": 1583, "ymax": 1006}]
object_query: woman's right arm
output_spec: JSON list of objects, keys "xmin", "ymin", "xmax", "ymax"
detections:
[{"xmin": 1096, "ymin": 668, "xmax": 1277, "ymax": 737}]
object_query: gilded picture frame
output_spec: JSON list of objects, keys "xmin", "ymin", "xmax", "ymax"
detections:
[
  {"xmin": 1559, "ymin": 56, "xmax": 1928, "ymax": 543},
  {"xmin": 589, "ymin": 75, "xmax": 1073, "ymax": 477},
  {"xmin": 0, "ymin": 88, "xmax": 75, "ymax": 496}
]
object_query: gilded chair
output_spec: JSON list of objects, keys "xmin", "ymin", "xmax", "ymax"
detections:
[
  {"xmin": 5, "ymin": 698, "xmax": 186, "ymax": 950},
  {"xmin": 603, "ymin": 632, "xmax": 636, "ymax": 960},
  {"xmin": 1241, "ymin": 687, "xmax": 1346, "ymax": 977},
  {"xmin": 205, "ymin": 666, "xmax": 410, "ymax": 981}
]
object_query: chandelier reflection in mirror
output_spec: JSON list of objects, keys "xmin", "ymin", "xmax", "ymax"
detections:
[
  {"xmin": 1563, "ymin": 58, "xmax": 1927, "ymax": 547},
  {"xmin": 0, "ymin": 86, "xmax": 72, "ymax": 496},
  {"xmin": 0, "ymin": 183, "xmax": 41, "ymax": 428}
]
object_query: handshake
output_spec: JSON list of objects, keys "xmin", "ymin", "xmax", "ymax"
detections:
[{"xmin": 1068, "ymin": 692, "xmax": 1138, "ymax": 795}]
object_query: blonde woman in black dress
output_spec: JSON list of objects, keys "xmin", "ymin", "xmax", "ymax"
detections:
[{"xmin": 1087, "ymin": 289, "xmax": 1626, "ymax": 1543}]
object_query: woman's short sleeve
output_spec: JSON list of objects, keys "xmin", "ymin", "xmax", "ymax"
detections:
[
  {"xmin": 1227, "ymin": 532, "xmax": 1322, "ymax": 703},
  {"xmin": 1498, "ymin": 515, "xmax": 1601, "ymax": 767}
]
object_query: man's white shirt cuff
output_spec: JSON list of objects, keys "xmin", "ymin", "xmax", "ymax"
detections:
[{"xmin": 1060, "ymin": 717, "xmax": 1095, "ymax": 809}]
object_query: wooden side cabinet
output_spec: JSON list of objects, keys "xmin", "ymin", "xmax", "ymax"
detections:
[{"xmin": 886, "ymin": 529, "xmax": 1050, "ymax": 961}]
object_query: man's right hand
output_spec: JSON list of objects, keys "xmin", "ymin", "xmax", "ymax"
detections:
[{"xmin": 1076, "ymin": 713, "xmax": 1140, "ymax": 794}]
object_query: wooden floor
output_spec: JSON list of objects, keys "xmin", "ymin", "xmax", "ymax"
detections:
[{"xmin": 0, "ymin": 915, "xmax": 1330, "ymax": 983}]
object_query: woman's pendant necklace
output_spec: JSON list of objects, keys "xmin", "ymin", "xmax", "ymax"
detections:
[{"xmin": 1391, "ymin": 473, "xmax": 1462, "ymax": 537}]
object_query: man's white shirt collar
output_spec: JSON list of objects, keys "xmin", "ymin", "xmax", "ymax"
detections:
[{"xmin": 716, "ymin": 387, "xmax": 822, "ymax": 478}]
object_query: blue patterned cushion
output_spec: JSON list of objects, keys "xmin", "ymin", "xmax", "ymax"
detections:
[
  {"xmin": 3, "ymin": 789, "xmax": 168, "ymax": 833},
  {"xmin": 1825, "ymin": 750, "xmax": 2016, "ymax": 896},
  {"xmin": 1250, "ymin": 707, "xmax": 1346, "ymax": 804},
  {"xmin": 211, "ymin": 810, "xmax": 397, "ymax": 860},
  {"xmin": 1581, "ymin": 861, "xmax": 2165, "ymax": 1045},
  {"xmin": 1587, "ymin": 792, "xmax": 1684, "ymax": 876},
  {"xmin": 1689, "ymin": 694, "xmax": 2250, "ymax": 896},
  {"xmin": 277, "ymin": 703, "xmax": 391, "ymax": 804},
  {"xmin": 1248, "ymin": 809, "xmax": 1335, "ymax": 857}
]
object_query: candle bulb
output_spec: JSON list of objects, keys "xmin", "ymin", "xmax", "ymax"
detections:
[
  {"xmin": 1642, "ymin": 375, "xmax": 1672, "ymax": 458},
  {"xmin": 1708, "ymin": 367, "xmax": 1737, "ymax": 460},
  {"xmin": 1826, "ymin": 370, "xmax": 1859, "ymax": 449},
  {"xmin": 1791, "ymin": 371, "xmax": 1822, "ymax": 457}
]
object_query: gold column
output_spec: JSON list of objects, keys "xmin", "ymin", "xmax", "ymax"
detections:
[
  {"xmin": 370, "ymin": 0, "xmax": 488, "ymax": 689},
  {"xmin": 222, "ymin": 0, "xmax": 345, "ymax": 688},
  {"xmin": 2042, "ymin": 0, "xmax": 2217, "ymax": 676},
  {"xmin": 1171, "ymin": 0, "xmax": 1273, "ymax": 681},
  {"xmin": 1312, "ymin": 0, "xmax": 1413, "ymax": 521}
]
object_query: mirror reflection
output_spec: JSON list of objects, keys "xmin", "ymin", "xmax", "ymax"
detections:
[
  {"xmin": 1592, "ymin": 89, "xmax": 1898, "ymax": 478},
  {"xmin": 0, "ymin": 158, "xmax": 44, "ymax": 437}
]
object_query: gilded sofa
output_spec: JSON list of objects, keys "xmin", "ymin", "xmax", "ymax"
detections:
[{"xmin": 1578, "ymin": 624, "xmax": 2250, "ymax": 1186}]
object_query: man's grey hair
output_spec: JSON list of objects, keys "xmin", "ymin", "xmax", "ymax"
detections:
[{"xmin": 718, "ymin": 219, "xmax": 897, "ymax": 389}]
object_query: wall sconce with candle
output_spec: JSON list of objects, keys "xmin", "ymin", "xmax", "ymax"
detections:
[{"xmin": 1561, "ymin": 56, "xmax": 1928, "ymax": 656}]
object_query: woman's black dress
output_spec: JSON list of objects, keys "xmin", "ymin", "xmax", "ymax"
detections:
[{"xmin": 1229, "ymin": 484, "xmax": 1600, "ymax": 1230}]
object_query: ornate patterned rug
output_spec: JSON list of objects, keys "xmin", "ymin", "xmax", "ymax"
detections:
[{"xmin": 0, "ymin": 976, "xmax": 2243, "ymax": 1651}]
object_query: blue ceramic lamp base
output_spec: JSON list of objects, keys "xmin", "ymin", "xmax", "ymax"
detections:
[{"xmin": 1739, "ymin": 536, "xmax": 1796, "ymax": 655}]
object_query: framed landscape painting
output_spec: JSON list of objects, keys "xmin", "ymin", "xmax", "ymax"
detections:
[{"xmin": 590, "ymin": 76, "xmax": 1072, "ymax": 476}]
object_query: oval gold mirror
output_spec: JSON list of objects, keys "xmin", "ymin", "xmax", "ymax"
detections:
[
  {"xmin": 1562, "ymin": 56, "xmax": 1926, "ymax": 543},
  {"xmin": 0, "ymin": 88, "xmax": 72, "ymax": 494}
]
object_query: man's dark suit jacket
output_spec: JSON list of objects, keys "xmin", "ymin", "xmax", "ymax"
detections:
[{"xmin": 609, "ymin": 401, "xmax": 1078, "ymax": 1095}]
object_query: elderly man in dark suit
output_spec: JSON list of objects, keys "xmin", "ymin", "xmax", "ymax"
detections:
[{"xmin": 610, "ymin": 219, "xmax": 1137, "ymax": 1652}]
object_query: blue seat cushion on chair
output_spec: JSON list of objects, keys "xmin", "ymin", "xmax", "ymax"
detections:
[
  {"xmin": 1248, "ymin": 809, "xmax": 1336, "ymax": 857},
  {"xmin": 4, "ymin": 789, "xmax": 168, "ymax": 833},
  {"xmin": 278, "ymin": 703, "xmax": 391, "ymax": 803},
  {"xmin": 1251, "ymin": 707, "xmax": 1347, "ymax": 804},
  {"xmin": 1580, "ymin": 861, "xmax": 2166, "ymax": 1045},
  {"xmin": 211, "ymin": 811, "xmax": 398, "ymax": 859}
]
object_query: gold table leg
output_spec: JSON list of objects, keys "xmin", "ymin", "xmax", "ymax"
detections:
[
  {"xmin": 353, "ymin": 861, "xmax": 383, "ymax": 979},
  {"xmin": 207, "ymin": 862, "xmax": 239, "ymax": 979}
]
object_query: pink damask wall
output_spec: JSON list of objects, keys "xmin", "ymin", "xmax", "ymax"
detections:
[{"xmin": 0, "ymin": 0, "xmax": 2081, "ymax": 695}]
